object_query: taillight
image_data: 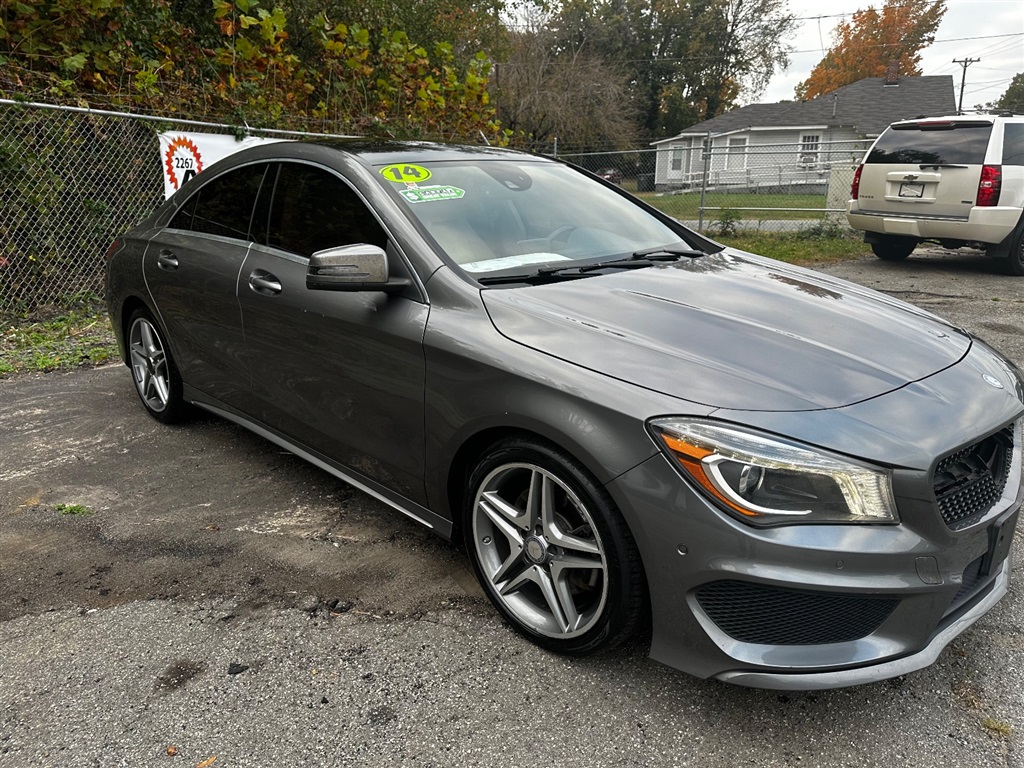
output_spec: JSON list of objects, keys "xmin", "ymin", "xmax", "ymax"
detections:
[
  {"xmin": 851, "ymin": 164, "xmax": 863, "ymax": 200},
  {"xmin": 977, "ymin": 165, "xmax": 1001, "ymax": 207},
  {"xmin": 105, "ymin": 239, "xmax": 121, "ymax": 262}
]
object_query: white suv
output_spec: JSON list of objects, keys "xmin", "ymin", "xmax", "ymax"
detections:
[{"xmin": 847, "ymin": 114, "xmax": 1024, "ymax": 273}]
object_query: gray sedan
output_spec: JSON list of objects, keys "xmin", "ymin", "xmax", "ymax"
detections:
[{"xmin": 106, "ymin": 140, "xmax": 1024, "ymax": 689}]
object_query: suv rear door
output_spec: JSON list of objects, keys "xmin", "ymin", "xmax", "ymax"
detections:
[{"xmin": 857, "ymin": 119, "xmax": 994, "ymax": 219}]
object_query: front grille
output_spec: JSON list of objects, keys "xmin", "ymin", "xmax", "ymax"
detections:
[
  {"xmin": 933, "ymin": 426, "xmax": 1014, "ymax": 529},
  {"xmin": 695, "ymin": 581, "xmax": 899, "ymax": 645}
]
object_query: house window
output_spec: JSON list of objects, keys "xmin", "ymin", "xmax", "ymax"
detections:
[
  {"xmin": 799, "ymin": 134, "xmax": 820, "ymax": 166},
  {"xmin": 726, "ymin": 137, "xmax": 747, "ymax": 170},
  {"xmin": 671, "ymin": 147, "xmax": 683, "ymax": 172}
]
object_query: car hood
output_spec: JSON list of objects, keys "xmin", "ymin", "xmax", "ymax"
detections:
[{"xmin": 481, "ymin": 252, "xmax": 971, "ymax": 412}]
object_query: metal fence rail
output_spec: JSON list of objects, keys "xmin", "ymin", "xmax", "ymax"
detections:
[
  {"xmin": 560, "ymin": 139, "xmax": 870, "ymax": 235},
  {"xmin": 0, "ymin": 100, "xmax": 352, "ymax": 315}
]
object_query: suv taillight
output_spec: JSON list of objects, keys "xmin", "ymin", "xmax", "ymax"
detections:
[
  {"xmin": 977, "ymin": 165, "xmax": 1001, "ymax": 207},
  {"xmin": 851, "ymin": 164, "xmax": 863, "ymax": 200}
]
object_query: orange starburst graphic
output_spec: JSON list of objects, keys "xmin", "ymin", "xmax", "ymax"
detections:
[{"xmin": 164, "ymin": 136, "xmax": 204, "ymax": 191}]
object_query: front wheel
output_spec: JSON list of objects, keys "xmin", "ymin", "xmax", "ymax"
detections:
[
  {"xmin": 464, "ymin": 437, "xmax": 646, "ymax": 655},
  {"xmin": 870, "ymin": 235, "xmax": 917, "ymax": 261},
  {"xmin": 127, "ymin": 308, "xmax": 188, "ymax": 423}
]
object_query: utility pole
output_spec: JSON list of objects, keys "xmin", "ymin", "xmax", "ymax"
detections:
[{"xmin": 953, "ymin": 58, "xmax": 980, "ymax": 114}]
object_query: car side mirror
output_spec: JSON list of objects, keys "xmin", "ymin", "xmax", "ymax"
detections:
[{"xmin": 306, "ymin": 244, "xmax": 411, "ymax": 293}]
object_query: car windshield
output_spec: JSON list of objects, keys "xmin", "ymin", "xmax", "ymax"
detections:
[{"xmin": 377, "ymin": 159, "xmax": 683, "ymax": 277}]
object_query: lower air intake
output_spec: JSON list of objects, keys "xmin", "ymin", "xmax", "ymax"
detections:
[{"xmin": 696, "ymin": 580, "xmax": 899, "ymax": 645}]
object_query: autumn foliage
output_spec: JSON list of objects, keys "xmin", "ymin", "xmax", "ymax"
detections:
[
  {"xmin": 795, "ymin": 0, "xmax": 947, "ymax": 100},
  {"xmin": 0, "ymin": 0, "xmax": 502, "ymax": 142}
]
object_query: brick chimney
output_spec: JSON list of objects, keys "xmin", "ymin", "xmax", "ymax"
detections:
[{"xmin": 884, "ymin": 60, "xmax": 900, "ymax": 86}]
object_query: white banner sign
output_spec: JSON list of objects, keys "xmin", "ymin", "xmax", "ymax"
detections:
[{"xmin": 158, "ymin": 132, "xmax": 287, "ymax": 199}]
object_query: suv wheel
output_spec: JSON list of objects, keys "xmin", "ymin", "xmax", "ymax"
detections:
[
  {"xmin": 1002, "ymin": 225, "xmax": 1024, "ymax": 276},
  {"xmin": 870, "ymin": 236, "xmax": 918, "ymax": 261}
]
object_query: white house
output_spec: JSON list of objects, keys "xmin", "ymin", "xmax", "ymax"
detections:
[{"xmin": 652, "ymin": 75, "xmax": 956, "ymax": 193}]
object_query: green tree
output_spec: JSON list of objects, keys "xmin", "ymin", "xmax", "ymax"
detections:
[
  {"xmin": 795, "ymin": 0, "xmax": 946, "ymax": 100},
  {"xmin": 551, "ymin": 0, "xmax": 794, "ymax": 138},
  {"xmin": 0, "ymin": 0, "xmax": 503, "ymax": 141},
  {"xmin": 995, "ymin": 73, "xmax": 1024, "ymax": 112},
  {"xmin": 281, "ymin": 0, "xmax": 510, "ymax": 70}
]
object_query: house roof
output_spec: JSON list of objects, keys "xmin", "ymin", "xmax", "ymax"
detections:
[{"xmin": 652, "ymin": 76, "xmax": 956, "ymax": 144}]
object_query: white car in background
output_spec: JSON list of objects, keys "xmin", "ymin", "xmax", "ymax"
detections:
[{"xmin": 847, "ymin": 113, "xmax": 1024, "ymax": 273}]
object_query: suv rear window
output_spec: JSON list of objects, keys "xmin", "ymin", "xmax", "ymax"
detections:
[{"xmin": 866, "ymin": 122, "xmax": 993, "ymax": 165}]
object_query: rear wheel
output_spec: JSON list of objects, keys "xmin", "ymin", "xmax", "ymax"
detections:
[
  {"xmin": 1001, "ymin": 225, "xmax": 1024, "ymax": 276},
  {"xmin": 127, "ymin": 308, "xmax": 188, "ymax": 423},
  {"xmin": 464, "ymin": 437, "xmax": 646, "ymax": 655},
  {"xmin": 870, "ymin": 235, "xmax": 918, "ymax": 261}
]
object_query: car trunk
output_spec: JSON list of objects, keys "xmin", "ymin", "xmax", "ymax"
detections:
[{"xmin": 857, "ymin": 120, "xmax": 994, "ymax": 219}]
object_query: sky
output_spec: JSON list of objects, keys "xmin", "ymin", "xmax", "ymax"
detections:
[{"xmin": 754, "ymin": 0, "xmax": 1024, "ymax": 109}]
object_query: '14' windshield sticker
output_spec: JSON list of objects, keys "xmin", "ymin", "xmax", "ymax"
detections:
[{"xmin": 380, "ymin": 164, "xmax": 433, "ymax": 183}]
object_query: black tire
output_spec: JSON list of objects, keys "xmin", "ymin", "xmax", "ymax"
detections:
[
  {"xmin": 1001, "ymin": 225, "xmax": 1024, "ymax": 275},
  {"xmin": 126, "ymin": 308, "xmax": 188, "ymax": 423},
  {"xmin": 463, "ymin": 437, "xmax": 646, "ymax": 655},
  {"xmin": 870, "ymin": 235, "xmax": 918, "ymax": 261}
]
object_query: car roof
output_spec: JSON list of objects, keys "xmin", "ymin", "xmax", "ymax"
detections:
[
  {"xmin": 888, "ymin": 114, "xmax": 1024, "ymax": 128},
  {"xmin": 243, "ymin": 138, "xmax": 547, "ymax": 168},
  {"xmin": 197, "ymin": 139, "xmax": 554, "ymax": 182},
  {"xmin": 314, "ymin": 139, "xmax": 540, "ymax": 166}
]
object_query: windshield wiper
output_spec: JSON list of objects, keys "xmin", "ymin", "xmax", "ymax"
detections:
[
  {"xmin": 576, "ymin": 246, "xmax": 708, "ymax": 273},
  {"xmin": 631, "ymin": 245, "xmax": 709, "ymax": 259},
  {"xmin": 477, "ymin": 245, "xmax": 709, "ymax": 285},
  {"xmin": 476, "ymin": 268, "xmax": 594, "ymax": 286},
  {"xmin": 918, "ymin": 163, "xmax": 968, "ymax": 169}
]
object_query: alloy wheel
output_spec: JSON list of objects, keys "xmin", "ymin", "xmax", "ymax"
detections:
[
  {"xmin": 129, "ymin": 316, "xmax": 170, "ymax": 413},
  {"xmin": 471, "ymin": 462, "xmax": 608, "ymax": 638}
]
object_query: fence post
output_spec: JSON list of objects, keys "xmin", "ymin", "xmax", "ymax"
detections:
[{"xmin": 697, "ymin": 131, "xmax": 712, "ymax": 233}]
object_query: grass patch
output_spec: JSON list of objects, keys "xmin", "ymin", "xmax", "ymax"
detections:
[
  {"xmin": 639, "ymin": 191, "xmax": 829, "ymax": 221},
  {"xmin": 982, "ymin": 717, "xmax": 1012, "ymax": 738},
  {"xmin": 0, "ymin": 297, "xmax": 119, "ymax": 377},
  {"xmin": 714, "ymin": 229, "xmax": 871, "ymax": 265},
  {"xmin": 55, "ymin": 503, "xmax": 95, "ymax": 516}
]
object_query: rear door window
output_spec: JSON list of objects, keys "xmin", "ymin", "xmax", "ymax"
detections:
[
  {"xmin": 867, "ymin": 122, "xmax": 993, "ymax": 165},
  {"xmin": 179, "ymin": 164, "xmax": 268, "ymax": 240}
]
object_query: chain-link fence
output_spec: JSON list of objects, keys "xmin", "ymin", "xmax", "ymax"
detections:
[
  {"xmin": 1, "ymin": 99, "xmax": 873, "ymax": 315},
  {"xmin": 0, "ymin": 100, "xmax": 354, "ymax": 316},
  {"xmin": 560, "ymin": 138, "xmax": 871, "ymax": 236}
]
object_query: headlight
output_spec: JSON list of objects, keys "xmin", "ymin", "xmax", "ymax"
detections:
[{"xmin": 649, "ymin": 418, "xmax": 898, "ymax": 526}]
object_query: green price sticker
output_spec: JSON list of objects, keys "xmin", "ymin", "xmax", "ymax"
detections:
[{"xmin": 380, "ymin": 164, "xmax": 433, "ymax": 183}]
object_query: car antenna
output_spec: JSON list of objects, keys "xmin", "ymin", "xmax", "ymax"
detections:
[{"xmin": 478, "ymin": 130, "xmax": 490, "ymax": 146}]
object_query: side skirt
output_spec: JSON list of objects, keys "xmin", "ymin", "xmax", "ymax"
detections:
[{"xmin": 185, "ymin": 387, "xmax": 452, "ymax": 540}]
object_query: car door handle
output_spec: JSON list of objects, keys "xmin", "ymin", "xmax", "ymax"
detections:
[
  {"xmin": 156, "ymin": 250, "xmax": 179, "ymax": 269},
  {"xmin": 249, "ymin": 271, "xmax": 282, "ymax": 295}
]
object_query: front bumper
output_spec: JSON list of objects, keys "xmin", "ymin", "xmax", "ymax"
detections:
[
  {"xmin": 716, "ymin": 558, "xmax": 1010, "ymax": 689},
  {"xmin": 610, "ymin": 427, "xmax": 1021, "ymax": 689}
]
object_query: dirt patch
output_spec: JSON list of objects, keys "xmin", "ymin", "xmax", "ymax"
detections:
[{"xmin": 0, "ymin": 367, "xmax": 486, "ymax": 623}]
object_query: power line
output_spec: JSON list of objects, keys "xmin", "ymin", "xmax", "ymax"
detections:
[{"xmin": 618, "ymin": 32, "xmax": 1022, "ymax": 64}]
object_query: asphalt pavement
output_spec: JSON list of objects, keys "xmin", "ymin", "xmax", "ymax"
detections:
[{"xmin": 3, "ymin": 248, "xmax": 1024, "ymax": 767}]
